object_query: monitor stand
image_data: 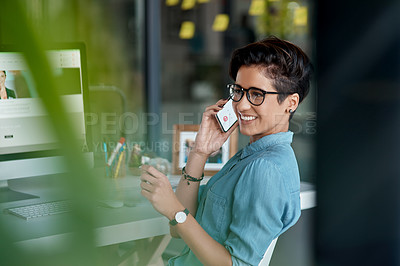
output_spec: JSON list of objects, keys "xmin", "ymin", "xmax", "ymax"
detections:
[{"xmin": 0, "ymin": 180, "xmax": 38, "ymax": 203}]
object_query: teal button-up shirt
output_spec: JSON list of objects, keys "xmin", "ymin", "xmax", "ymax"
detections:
[{"xmin": 169, "ymin": 131, "xmax": 301, "ymax": 265}]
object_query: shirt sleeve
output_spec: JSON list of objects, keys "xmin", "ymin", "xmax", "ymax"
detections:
[
  {"xmin": 224, "ymin": 159, "xmax": 298, "ymax": 265},
  {"xmin": 198, "ymin": 184, "xmax": 206, "ymax": 203}
]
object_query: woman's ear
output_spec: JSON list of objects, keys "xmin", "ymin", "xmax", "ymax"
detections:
[{"xmin": 287, "ymin": 93, "xmax": 300, "ymax": 113}]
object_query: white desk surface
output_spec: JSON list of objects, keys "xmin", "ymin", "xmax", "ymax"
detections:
[{"xmin": 0, "ymin": 173, "xmax": 316, "ymax": 251}]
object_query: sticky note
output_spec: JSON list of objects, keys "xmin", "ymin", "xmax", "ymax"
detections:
[
  {"xmin": 294, "ymin": 7, "xmax": 308, "ymax": 26},
  {"xmin": 212, "ymin": 14, "xmax": 230, "ymax": 32},
  {"xmin": 181, "ymin": 0, "xmax": 196, "ymax": 10},
  {"xmin": 166, "ymin": 0, "xmax": 180, "ymax": 6},
  {"xmin": 179, "ymin": 21, "xmax": 195, "ymax": 39},
  {"xmin": 249, "ymin": 0, "xmax": 265, "ymax": 16},
  {"xmin": 197, "ymin": 0, "xmax": 210, "ymax": 3}
]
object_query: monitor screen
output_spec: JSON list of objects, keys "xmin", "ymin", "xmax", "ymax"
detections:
[{"xmin": 0, "ymin": 44, "xmax": 91, "ymax": 183}]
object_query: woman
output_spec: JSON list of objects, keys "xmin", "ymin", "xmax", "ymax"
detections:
[
  {"xmin": 0, "ymin": 70, "xmax": 16, "ymax": 99},
  {"xmin": 140, "ymin": 36, "xmax": 313, "ymax": 265}
]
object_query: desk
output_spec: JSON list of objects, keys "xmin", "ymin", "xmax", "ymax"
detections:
[
  {"xmin": 0, "ymin": 174, "xmax": 316, "ymax": 265},
  {"xmin": 0, "ymin": 174, "xmax": 170, "ymax": 265}
]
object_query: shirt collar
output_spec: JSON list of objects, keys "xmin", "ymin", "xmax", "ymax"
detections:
[{"xmin": 240, "ymin": 131, "xmax": 294, "ymax": 159}]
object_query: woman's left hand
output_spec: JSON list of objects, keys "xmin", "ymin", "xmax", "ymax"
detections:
[{"xmin": 140, "ymin": 164, "xmax": 184, "ymax": 220}]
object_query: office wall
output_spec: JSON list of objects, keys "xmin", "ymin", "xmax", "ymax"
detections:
[{"xmin": 316, "ymin": 1, "xmax": 400, "ymax": 265}]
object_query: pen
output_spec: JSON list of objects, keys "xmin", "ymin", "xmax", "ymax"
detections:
[
  {"xmin": 103, "ymin": 142, "xmax": 108, "ymax": 162},
  {"xmin": 114, "ymin": 145, "xmax": 126, "ymax": 178},
  {"xmin": 107, "ymin": 137, "xmax": 125, "ymax": 167},
  {"xmin": 103, "ymin": 141, "xmax": 109, "ymax": 177}
]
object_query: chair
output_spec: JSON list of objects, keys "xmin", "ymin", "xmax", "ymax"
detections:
[{"xmin": 258, "ymin": 238, "xmax": 278, "ymax": 266}]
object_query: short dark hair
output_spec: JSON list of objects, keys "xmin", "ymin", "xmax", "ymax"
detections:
[{"xmin": 229, "ymin": 36, "xmax": 313, "ymax": 105}]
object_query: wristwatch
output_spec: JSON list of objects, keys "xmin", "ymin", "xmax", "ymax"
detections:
[{"xmin": 169, "ymin": 208, "xmax": 189, "ymax": 226}]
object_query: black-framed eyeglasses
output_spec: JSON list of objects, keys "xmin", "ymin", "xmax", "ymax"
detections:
[{"xmin": 227, "ymin": 84, "xmax": 286, "ymax": 106}]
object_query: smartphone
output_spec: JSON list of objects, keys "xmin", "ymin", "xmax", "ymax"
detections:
[{"xmin": 215, "ymin": 99, "xmax": 238, "ymax": 132}]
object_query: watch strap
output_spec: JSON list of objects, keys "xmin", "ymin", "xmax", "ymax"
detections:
[{"xmin": 169, "ymin": 208, "xmax": 189, "ymax": 226}]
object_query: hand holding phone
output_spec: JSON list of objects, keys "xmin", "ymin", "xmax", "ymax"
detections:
[{"xmin": 215, "ymin": 99, "xmax": 238, "ymax": 132}]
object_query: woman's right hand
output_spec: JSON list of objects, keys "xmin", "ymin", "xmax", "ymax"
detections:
[{"xmin": 192, "ymin": 99, "xmax": 238, "ymax": 158}]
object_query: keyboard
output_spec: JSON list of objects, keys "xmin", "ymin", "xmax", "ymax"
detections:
[{"xmin": 7, "ymin": 200, "xmax": 73, "ymax": 220}]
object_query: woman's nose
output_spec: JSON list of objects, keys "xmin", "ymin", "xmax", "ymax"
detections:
[{"xmin": 235, "ymin": 93, "xmax": 252, "ymax": 111}]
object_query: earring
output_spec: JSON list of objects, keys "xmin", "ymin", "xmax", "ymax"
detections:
[{"xmin": 289, "ymin": 109, "xmax": 294, "ymax": 113}]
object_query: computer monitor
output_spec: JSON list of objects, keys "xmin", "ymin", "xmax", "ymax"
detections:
[{"xmin": 0, "ymin": 43, "xmax": 91, "ymax": 203}]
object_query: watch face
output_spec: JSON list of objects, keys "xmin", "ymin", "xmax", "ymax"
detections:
[{"xmin": 175, "ymin": 211, "xmax": 187, "ymax": 223}]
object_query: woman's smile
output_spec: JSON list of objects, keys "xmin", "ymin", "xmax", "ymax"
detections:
[{"xmin": 238, "ymin": 113, "xmax": 257, "ymax": 122}]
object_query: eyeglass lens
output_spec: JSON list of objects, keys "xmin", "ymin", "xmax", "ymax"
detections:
[{"xmin": 229, "ymin": 84, "xmax": 265, "ymax": 106}]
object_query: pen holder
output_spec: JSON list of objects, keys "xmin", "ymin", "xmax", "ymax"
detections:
[{"xmin": 110, "ymin": 151, "xmax": 126, "ymax": 178}]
